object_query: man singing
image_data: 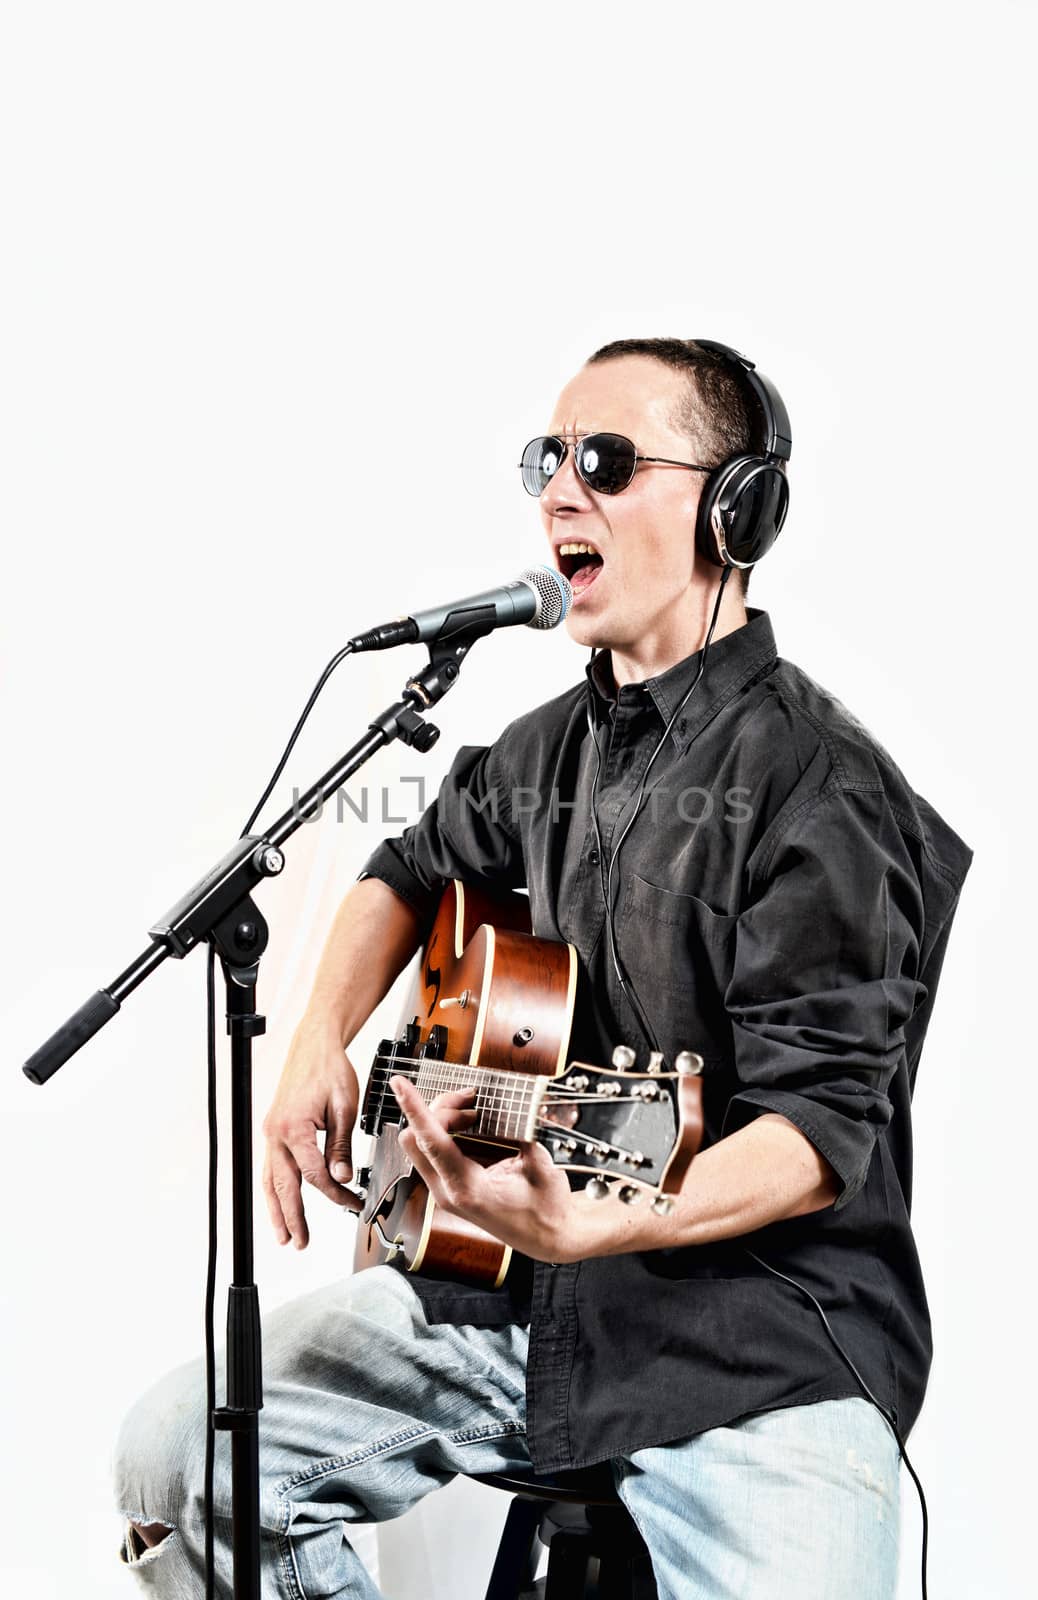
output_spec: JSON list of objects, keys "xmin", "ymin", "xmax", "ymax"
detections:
[{"xmin": 117, "ymin": 338, "xmax": 971, "ymax": 1598}]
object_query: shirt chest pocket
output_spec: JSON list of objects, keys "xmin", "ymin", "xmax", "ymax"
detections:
[{"xmin": 617, "ymin": 872, "xmax": 738, "ymax": 1064}]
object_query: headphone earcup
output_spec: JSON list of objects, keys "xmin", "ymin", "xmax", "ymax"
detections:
[{"xmin": 695, "ymin": 455, "xmax": 789, "ymax": 569}]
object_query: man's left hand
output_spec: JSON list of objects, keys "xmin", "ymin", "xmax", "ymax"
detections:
[
  {"xmin": 390, "ymin": 1073, "xmax": 840, "ymax": 1265},
  {"xmin": 390, "ymin": 1074, "xmax": 589, "ymax": 1264}
]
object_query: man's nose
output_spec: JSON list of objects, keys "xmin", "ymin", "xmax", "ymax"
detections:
[{"xmin": 540, "ymin": 446, "xmax": 594, "ymax": 516}]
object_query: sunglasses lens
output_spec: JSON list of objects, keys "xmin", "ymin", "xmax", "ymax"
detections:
[
  {"xmin": 521, "ymin": 437, "xmax": 564, "ymax": 496},
  {"xmin": 576, "ymin": 434, "xmax": 637, "ymax": 494}
]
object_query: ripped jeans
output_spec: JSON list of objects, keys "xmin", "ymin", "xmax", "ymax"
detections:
[{"xmin": 114, "ymin": 1265, "xmax": 902, "ymax": 1599}]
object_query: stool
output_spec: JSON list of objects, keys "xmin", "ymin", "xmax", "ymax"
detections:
[{"xmin": 473, "ymin": 1465, "xmax": 658, "ymax": 1600}]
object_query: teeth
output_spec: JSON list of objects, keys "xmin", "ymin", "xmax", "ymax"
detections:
[{"xmin": 558, "ymin": 542, "xmax": 599, "ymax": 557}]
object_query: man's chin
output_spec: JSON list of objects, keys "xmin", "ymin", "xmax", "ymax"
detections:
[{"xmin": 564, "ymin": 612, "xmax": 609, "ymax": 651}]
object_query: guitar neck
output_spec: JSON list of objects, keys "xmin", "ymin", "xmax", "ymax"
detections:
[{"xmin": 368, "ymin": 1058, "xmax": 548, "ymax": 1144}]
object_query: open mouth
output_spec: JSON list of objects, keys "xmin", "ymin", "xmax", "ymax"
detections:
[{"xmin": 556, "ymin": 541, "xmax": 605, "ymax": 596}]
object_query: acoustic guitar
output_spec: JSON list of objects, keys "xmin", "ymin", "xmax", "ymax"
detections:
[{"xmin": 351, "ymin": 879, "xmax": 705, "ymax": 1288}]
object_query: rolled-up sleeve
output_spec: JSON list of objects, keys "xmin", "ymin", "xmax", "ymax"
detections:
[
  {"xmin": 359, "ymin": 739, "xmax": 525, "ymax": 926},
  {"xmin": 722, "ymin": 785, "xmax": 927, "ymax": 1208}
]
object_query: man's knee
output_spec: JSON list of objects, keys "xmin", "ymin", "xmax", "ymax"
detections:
[
  {"xmin": 124, "ymin": 1519, "xmax": 175, "ymax": 1563},
  {"xmin": 114, "ymin": 1358, "xmax": 208, "ymax": 1538}
]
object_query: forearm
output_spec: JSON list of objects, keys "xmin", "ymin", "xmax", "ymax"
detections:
[
  {"xmin": 561, "ymin": 1113, "xmax": 840, "ymax": 1262},
  {"xmin": 393, "ymin": 1068, "xmax": 845, "ymax": 1268},
  {"xmin": 305, "ymin": 876, "xmax": 425, "ymax": 1044}
]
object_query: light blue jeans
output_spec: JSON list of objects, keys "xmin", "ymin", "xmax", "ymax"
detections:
[{"xmin": 114, "ymin": 1265, "xmax": 901, "ymax": 1598}]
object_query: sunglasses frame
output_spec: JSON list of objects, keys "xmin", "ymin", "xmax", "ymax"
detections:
[{"xmin": 519, "ymin": 432, "xmax": 713, "ymax": 497}]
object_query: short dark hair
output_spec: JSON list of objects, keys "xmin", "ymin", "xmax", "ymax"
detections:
[{"xmin": 586, "ymin": 337, "xmax": 768, "ymax": 594}]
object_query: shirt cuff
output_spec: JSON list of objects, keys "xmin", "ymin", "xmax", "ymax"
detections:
[
  {"xmin": 722, "ymin": 1087, "xmax": 877, "ymax": 1211},
  {"xmin": 357, "ymin": 842, "xmax": 444, "ymax": 927}
]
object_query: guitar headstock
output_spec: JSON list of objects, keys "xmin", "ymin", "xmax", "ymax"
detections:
[{"xmin": 538, "ymin": 1043, "xmax": 704, "ymax": 1212}]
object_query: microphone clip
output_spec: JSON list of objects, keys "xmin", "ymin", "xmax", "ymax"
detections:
[{"xmin": 365, "ymin": 614, "xmax": 491, "ymax": 753}]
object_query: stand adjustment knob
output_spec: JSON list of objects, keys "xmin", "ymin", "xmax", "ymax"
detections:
[{"xmin": 253, "ymin": 844, "xmax": 285, "ymax": 876}]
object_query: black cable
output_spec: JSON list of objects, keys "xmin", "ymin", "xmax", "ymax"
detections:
[
  {"xmin": 587, "ymin": 572, "xmax": 929, "ymax": 1597},
  {"xmin": 241, "ymin": 640, "xmax": 355, "ymax": 837},
  {"xmin": 744, "ymin": 1248, "xmax": 929, "ymax": 1599},
  {"xmin": 203, "ymin": 636, "xmax": 358, "ymax": 1598},
  {"xmin": 588, "ymin": 566, "xmax": 732, "ymax": 1054},
  {"xmin": 204, "ymin": 945, "xmax": 218, "ymax": 1599}
]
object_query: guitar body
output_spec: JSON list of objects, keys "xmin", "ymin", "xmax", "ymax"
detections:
[{"xmin": 354, "ymin": 880, "xmax": 578, "ymax": 1286}]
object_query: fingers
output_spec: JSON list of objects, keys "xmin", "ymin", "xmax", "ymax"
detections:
[
  {"xmin": 260, "ymin": 1022, "xmax": 361, "ymax": 1248},
  {"xmin": 290, "ymin": 1121, "xmax": 357, "ymax": 1210},
  {"xmin": 323, "ymin": 1096, "xmax": 355, "ymax": 1186},
  {"xmin": 393, "ymin": 1081, "xmax": 477, "ymax": 1140},
  {"xmin": 426, "ymin": 1089, "xmax": 479, "ymax": 1136},
  {"xmin": 391, "ymin": 1077, "xmax": 476, "ymax": 1207},
  {"xmin": 338, "ymin": 1184, "xmax": 365, "ymax": 1216},
  {"xmin": 261, "ymin": 1153, "xmax": 291, "ymax": 1246},
  {"xmin": 261, "ymin": 1117, "xmax": 357, "ymax": 1249},
  {"xmin": 262, "ymin": 1145, "xmax": 309, "ymax": 1250}
]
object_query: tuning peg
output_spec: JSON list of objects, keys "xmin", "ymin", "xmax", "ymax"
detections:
[
  {"xmin": 651, "ymin": 1194, "xmax": 676, "ymax": 1216},
  {"xmin": 585, "ymin": 1176, "xmax": 612, "ymax": 1201},
  {"xmin": 611, "ymin": 1044, "xmax": 637, "ymax": 1072},
  {"xmin": 617, "ymin": 1185, "xmax": 642, "ymax": 1206},
  {"xmin": 675, "ymin": 1050, "xmax": 704, "ymax": 1077},
  {"xmin": 646, "ymin": 1050, "xmax": 664, "ymax": 1074}
]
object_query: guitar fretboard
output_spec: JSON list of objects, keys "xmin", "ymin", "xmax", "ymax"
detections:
[{"xmin": 367, "ymin": 1056, "xmax": 548, "ymax": 1143}]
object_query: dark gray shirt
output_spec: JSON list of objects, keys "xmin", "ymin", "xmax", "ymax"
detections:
[{"xmin": 360, "ymin": 607, "xmax": 972, "ymax": 1472}]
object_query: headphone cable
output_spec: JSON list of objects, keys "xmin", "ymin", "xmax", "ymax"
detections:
[
  {"xmin": 744, "ymin": 1247, "xmax": 929, "ymax": 1599},
  {"xmin": 588, "ymin": 565, "xmax": 732, "ymax": 1054},
  {"xmin": 585, "ymin": 570, "xmax": 928, "ymax": 1598}
]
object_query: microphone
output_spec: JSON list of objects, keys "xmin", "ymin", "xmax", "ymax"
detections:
[{"xmin": 348, "ymin": 565, "xmax": 572, "ymax": 652}]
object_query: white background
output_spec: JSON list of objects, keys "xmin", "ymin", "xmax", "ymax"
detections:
[{"xmin": 0, "ymin": 3, "xmax": 1033, "ymax": 1596}]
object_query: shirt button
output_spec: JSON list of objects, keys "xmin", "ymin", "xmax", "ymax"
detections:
[{"xmin": 588, "ymin": 850, "xmax": 600, "ymax": 866}]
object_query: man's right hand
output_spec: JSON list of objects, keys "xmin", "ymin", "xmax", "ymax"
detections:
[{"xmin": 262, "ymin": 1013, "xmax": 363, "ymax": 1249}]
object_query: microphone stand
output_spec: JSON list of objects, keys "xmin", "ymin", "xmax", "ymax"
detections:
[{"xmin": 21, "ymin": 616, "xmax": 496, "ymax": 1600}]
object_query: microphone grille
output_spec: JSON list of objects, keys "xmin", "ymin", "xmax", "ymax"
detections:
[{"xmin": 519, "ymin": 565, "xmax": 572, "ymax": 630}]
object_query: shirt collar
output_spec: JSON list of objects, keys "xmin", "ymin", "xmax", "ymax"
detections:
[{"xmin": 584, "ymin": 607, "xmax": 778, "ymax": 749}]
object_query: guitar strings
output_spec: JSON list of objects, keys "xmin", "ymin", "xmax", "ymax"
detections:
[
  {"xmin": 368, "ymin": 1059, "xmax": 544, "ymax": 1141},
  {"xmin": 366, "ymin": 1059, "xmax": 657, "ymax": 1114},
  {"xmin": 367, "ymin": 1054, "xmax": 649, "ymax": 1096},
  {"xmin": 368, "ymin": 1070, "xmax": 655, "ymax": 1107},
  {"xmin": 367, "ymin": 1061, "xmax": 590, "ymax": 1141},
  {"xmin": 532, "ymin": 1119, "xmax": 643, "ymax": 1162},
  {"xmin": 361, "ymin": 1056, "xmax": 655, "ymax": 1164}
]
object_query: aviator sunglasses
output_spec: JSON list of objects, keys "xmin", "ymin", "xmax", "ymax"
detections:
[{"xmin": 519, "ymin": 432, "xmax": 713, "ymax": 497}]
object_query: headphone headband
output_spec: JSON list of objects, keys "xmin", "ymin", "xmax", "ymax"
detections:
[{"xmin": 691, "ymin": 339, "xmax": 792, "ymax": 463}]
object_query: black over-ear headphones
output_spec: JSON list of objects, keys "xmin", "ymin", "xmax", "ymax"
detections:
[{"xmin": 691, "ymin": 339, "xmax": 793, "ymax": 570}]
